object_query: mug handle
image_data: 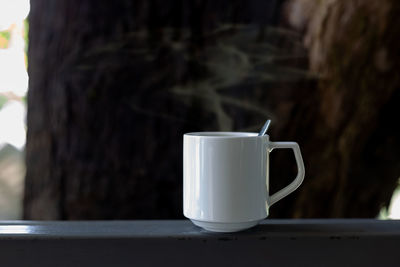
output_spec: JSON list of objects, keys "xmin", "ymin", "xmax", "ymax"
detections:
[{"xmin": 267, "ymin": 141, "xmax": 305, "ymax": 207}]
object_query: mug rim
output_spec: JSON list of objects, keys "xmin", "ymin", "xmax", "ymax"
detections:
[{"xmin": 184, "ymin": 132, "xmax": 268, "ymax": 138}]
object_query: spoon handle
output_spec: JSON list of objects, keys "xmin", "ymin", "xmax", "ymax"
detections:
[{"xmin": 258, "ymin": 120, "xmax": 271, "ymax": 136}]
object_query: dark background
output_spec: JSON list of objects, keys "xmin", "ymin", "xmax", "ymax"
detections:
[{"xmin": 24, "ymin": 0, "xmax": 400, "ymax": 219}]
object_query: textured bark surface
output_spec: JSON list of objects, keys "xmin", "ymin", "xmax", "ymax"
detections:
[
  {"xmin": 276, "ymin": 0, "xmax": 400, "ymax": 217},
  {"xmin": 25, "ymin": 0, "xmax": 400, "ymax": 219},
  {"xmin": 25, "ymin": 0, "xmax": 297, "ymax": 219}
]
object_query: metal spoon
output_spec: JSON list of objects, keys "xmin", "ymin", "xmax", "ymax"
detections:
[{"xmin": 258, "ymin": 120, "xmax": 271, "ymax": 136}]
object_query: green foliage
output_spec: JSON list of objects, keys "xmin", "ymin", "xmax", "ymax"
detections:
[
  {"xmin": 24, "ymin": 19, "xmax": 29, "ymax": 53},
  {"xmin": 378, "ymin": 206, "xmax": 389, "ymax": 219},
  {"xmin": 21, "ymin": 95, "xmax": 27, "ymax": 105},
  {"xmin": 0, "ymin": 31, "xmax": 10, "ymax": 40},
  {"xmin": 0, "ymin": 95, "xmax": 8, "ymax": 110},
  {"xmin": 0, "ymin": 30, "xmax": 11, "ymax": 48}
]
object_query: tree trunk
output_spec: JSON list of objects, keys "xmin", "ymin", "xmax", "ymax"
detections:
[
  {"xmin": 275, "ymin": 0, "xmax": 400, "ymax": 218},
  {"xmin": 25, "ymin": 0, "xmax": 400, "ymax": 219},
  {"xmin": 25, "ymin": 0, "xmax": 290, "ymax": 219}
]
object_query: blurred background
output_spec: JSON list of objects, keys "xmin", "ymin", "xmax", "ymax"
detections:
[
  {"xmin": 0, "ymin": 0, "xmax": 29, "ymax": 219},
  {"xmin": 0, "ymin": 0, "xmax": 399, "ymax": 220}
]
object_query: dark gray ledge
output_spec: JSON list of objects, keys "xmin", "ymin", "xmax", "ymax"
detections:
[{"xmin": 0, "ymin": 219, "xmax": 399, "ymax": 267}]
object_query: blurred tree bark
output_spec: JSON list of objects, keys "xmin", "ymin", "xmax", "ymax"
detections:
[
  {"xmin": 24, "ymin": 0, "xmax": 285, "ymax": 219},
  {"xmin": 25, "ymin": 0, "xmax": 400, "ymax": 219},
  {"xmin": 276, "ymin": 0, "xmax": 400, "ymax": 217}
]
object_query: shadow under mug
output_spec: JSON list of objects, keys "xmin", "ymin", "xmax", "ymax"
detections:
[{"xmin": 183, "ymin": 132, "xmax": 305, "ymax": 232}]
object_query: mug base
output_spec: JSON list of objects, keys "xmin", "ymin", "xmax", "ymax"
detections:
[{"xmin": 190, "ymin": 219, "xmax": 259, "ymax": 233}]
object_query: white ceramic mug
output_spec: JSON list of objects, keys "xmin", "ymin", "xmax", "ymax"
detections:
[{"xmin": 183, "ymin": 132, "xmax": 305, "ymax": 232}]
